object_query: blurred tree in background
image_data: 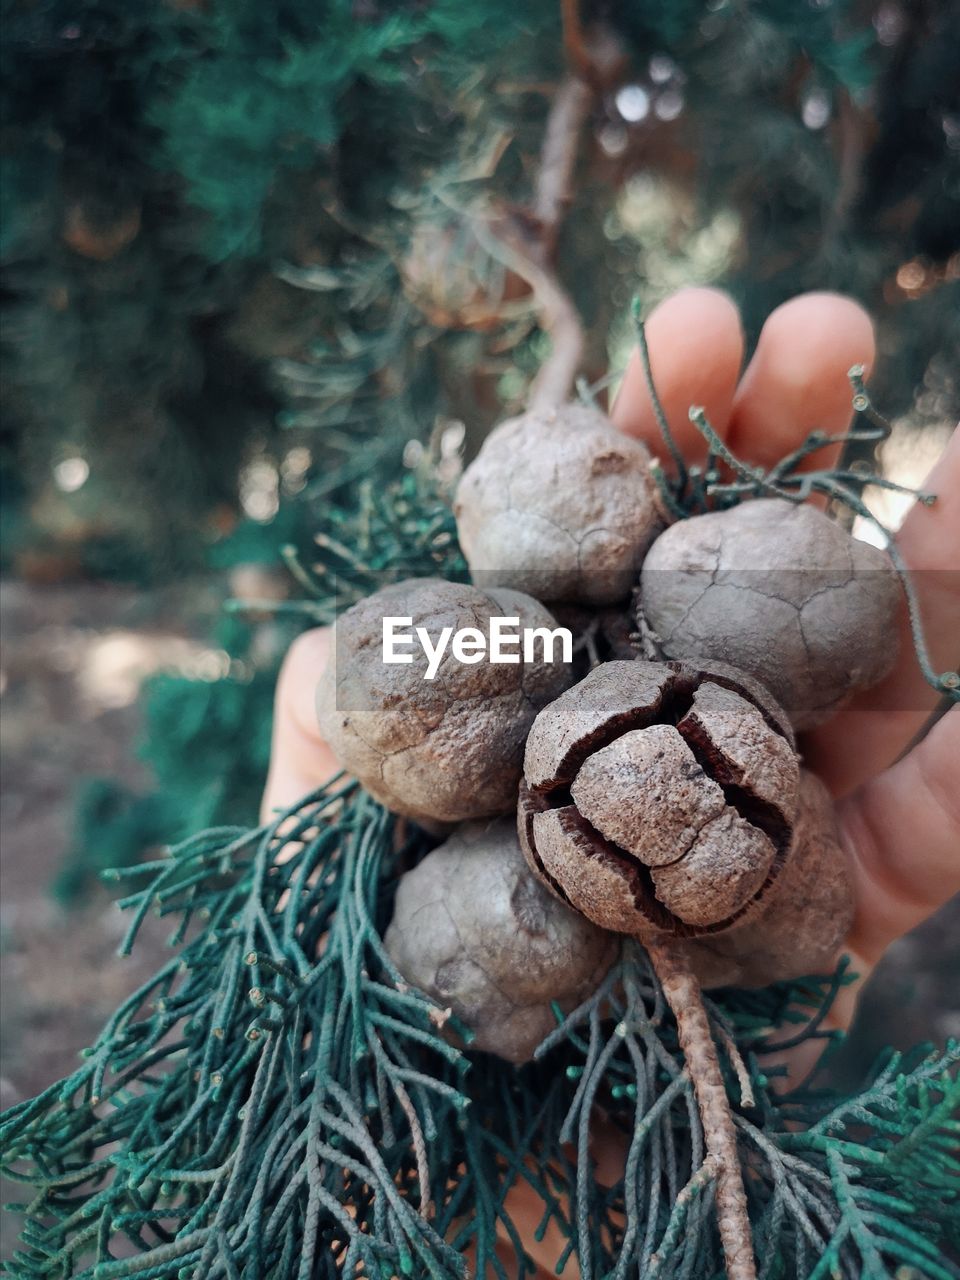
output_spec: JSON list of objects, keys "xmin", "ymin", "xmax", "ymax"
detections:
[{"xmin": 2, "ymin": 0, "xmax": 958, "ymax": 888}]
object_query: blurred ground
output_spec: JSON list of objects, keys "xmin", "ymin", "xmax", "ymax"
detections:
[
  {"xmin": 0, "ymin": 578, "xmax": 957, "ymax": 1243},
  {"xmin": 0, "ymin": 579, "xmax": 222, "ymax": 1106}
]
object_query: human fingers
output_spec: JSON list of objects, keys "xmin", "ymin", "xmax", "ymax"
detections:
[
  {"xmin": 758, "ymin": 704, "xmax": 960, "ymax": 1085},
  {"xmin": 727, "ymin": 292, "xmax": 875, "ymax": 472},
  {"xmin": 803, "ymin": 427, "xmax": 960, "ymax": 795},
  {"xmin": 260, "ymin": 627, "xmax": 339, "ymax": 822},
  {"xmin": 838, "ymin": 704, "xmax": 960, "ymax": 969},
  {"xmin": 610, "ymin": 287, "xmax": 744, "ymax": 465}
]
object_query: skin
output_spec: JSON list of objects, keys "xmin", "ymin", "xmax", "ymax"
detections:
[{"xmin": 261, "ymin": 287, "xmax": 959, "ymax": 1274}]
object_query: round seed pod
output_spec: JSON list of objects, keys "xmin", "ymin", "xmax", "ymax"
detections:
[
  {"xmin": 639, "ymin": 498, "xmax": 900, "ymax": 729},
  {"xmin": 518, "ymin": 659, "xmax": 800, "ymax": 942},
  {"xmin": 454, "ymin": 403, "xmax": 665, "ymax": 606},
  {"xmin": 678, "ymin": 770, "xmax": 854, "ymax": 989},
  {"xmin": 384, "ymin": 820, "xmax": 617, "ymax": 1064},
  {"xmin": 316, "ymin": 578, "xmax": 574, "ymax": 825}
]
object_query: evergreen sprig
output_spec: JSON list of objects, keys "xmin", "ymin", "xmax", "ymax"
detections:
[
  {"xmin": 5, "ymin": 327, "xmax": 958, "ymax": 1277},
  {"xmin": 3, "ymin": 781, "xmax": 958, "ymax": 1278},
  {"xmin": 226, "ymin": 466, "xmax": 467, "ymax": 628},
  {"xmin": 3, "ymin": 443, "xmax": 957, "ymax": 1274}
]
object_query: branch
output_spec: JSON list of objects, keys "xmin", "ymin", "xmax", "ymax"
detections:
[
  {"xmin": 533, "ymin": 73, "xmax": 593, "ymax": 247},
  {"xmin": 524, "ymin": 62, "xmax": 592, "ymax": 411},
  {"xmin": 560, "ymin": 0, "xmax": 594, "ymax": 80},
  {"xmin": 471, "ymin": 5, "xmax": 626, "ymax": 410},
  {"xmin": 822, "ymin": 90, "xmax": 867, "ymax": 250},
  {"xmin": 525, "ymin": 249, "xmax": 587, "ymax": 411},
  {"xmin": 469, "ymin": 210, "xmax": 586, "ymax": 412},
  {"xmin": 647, "ymin": 940, "xmax": 758, "ymax": 1280},
  {"xmin": 490, "ymin": 1, "xmax": 606, "ymax": 411},
  {"xmin": 521, "ymin": 47, "xmax": 596, "ymax": 410}
]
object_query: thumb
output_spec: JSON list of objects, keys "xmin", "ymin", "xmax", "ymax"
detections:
[
  {"xmin": 261, "ymin": 627, "xmax": 340, "ymax": 822},
  {"xmin": 839, "ymin": 704, "xmax": 960, "ymax": 968}
]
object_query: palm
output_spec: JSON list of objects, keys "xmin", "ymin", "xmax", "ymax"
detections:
[{"xmin": 263, "ymin": 286, "xmax": 960, "ymax": 1047}]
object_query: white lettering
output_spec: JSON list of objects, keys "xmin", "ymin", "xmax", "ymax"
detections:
[
  {"xmin": 383, "ymin": 617, "xmax": 414, "ymax": 663},
  {"xmin": 489, "ymin": 616, "xmax": 521, "ymax": 664},
  {"xmin": 417, "ymin": 625, "xmax": 453, "ymax": 680},
  {"xmin": 381, "ymin": 615, "xmax": 574, "ymax": 677},
  {"xmin": 523, "ymin": 626, "xmax": 573, "ymax": 664},
  {"xmin": 452, "ymin": 627, "xmax": 486, "ymax": 664}
]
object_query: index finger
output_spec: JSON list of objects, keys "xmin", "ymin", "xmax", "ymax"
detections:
[
  {"xmin": 611, "ymin": 287, "xmax": 744, "ymax": 465},
  {"xmin": 727, "ymin": 292, "xmax": 876, "ymax": 471}
]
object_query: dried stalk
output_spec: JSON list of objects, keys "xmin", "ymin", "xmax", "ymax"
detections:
[
  {"xmin": 462, "ymin": 4, "xmax": 615, "ymax": 410},
  {"xmin": 647, "ymin": 940, "xmax": 758, "ymax": 1280},
  {"xmin": 532, "ymin": 73, "xmax": 593, "ymax": 247},
  {"xmin": 468, "ymin": 105, "xmax": 589, "ymax": 412},
  {"xmin": 521, "ymin": 65, "xmax": 592, "ymax": 412},
  {"xmin": 525, "ymin": 256, "xmax": 587, "ymax": 411},
  {"xmin": 488, "ymin": 0, "xmax": 602, "ymax": 411}
]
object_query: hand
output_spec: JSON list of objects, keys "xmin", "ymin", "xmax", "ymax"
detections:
[
  {"xmin": 261, "ymin": 289, "xmax": 959, "ymax": 1266},
  {"xmin": 264, "ymin": 284, "xmax": 958, "ymax": 1029}
]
